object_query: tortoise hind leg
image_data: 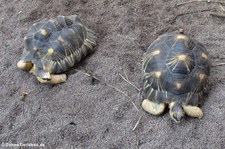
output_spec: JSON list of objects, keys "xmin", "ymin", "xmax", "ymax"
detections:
[
  {"xmin": 17, "ymin": 60, "xmax": 33, "ymax": 71},
  {"xmin": 183, "ymin": 105, "xmax": 203, "ymax": 119},
  {"xmin": 36, "ymin": 74, "xmax": 67, "ymax": 84},
  {"xmin": 142, "ymin": 99, "xmax": 166, "ymax": 115}
]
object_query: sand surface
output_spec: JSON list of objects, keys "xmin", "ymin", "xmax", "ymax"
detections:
[{"xmin": 0, "ymin": 0, "xmax": 225, "ymax": 148}]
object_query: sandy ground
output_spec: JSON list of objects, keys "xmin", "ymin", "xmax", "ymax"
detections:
[{"xmin": 0, "ymin": 0, "xmax": 225, "ymax": 148}]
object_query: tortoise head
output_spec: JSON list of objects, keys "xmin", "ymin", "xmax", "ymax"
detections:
[
  {"xmin": 169, "ymin": 102, "xmax": 185, "ymax": 123},
  {"xmin": 33, "ymin": 65, "xmax": 51, "ymax": 80}
]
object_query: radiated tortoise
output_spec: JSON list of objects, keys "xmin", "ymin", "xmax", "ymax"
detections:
[
  {"xmin": 17, "ymin": 15, "xmax": 97, "ymax": 84},
  {"xmin": 142, "ymin": 30, "xmax": 210, "ymax": 123}
]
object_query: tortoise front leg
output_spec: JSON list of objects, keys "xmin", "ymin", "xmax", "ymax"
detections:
[
  {"xmin": 183, "ymin": 105, "xmax": 203, "ymax": 119},
  {"xmin": 17, "ymin": 60, "xmax": 33, "ymax": 71},
  {"xmin": 142, "ymin": 99, "xmax": 166, "ymax": 115},
  {"xmin": 36, "ymin": 74, "xmax": 67, "ymax": 84}
]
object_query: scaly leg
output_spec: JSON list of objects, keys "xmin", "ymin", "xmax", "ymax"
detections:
[
  {"xmin": 142, "ymin": 99, "xmax": 166, "ymax": 115},
  {"xmin": 17, "ymin": 60, "xmax": 33, "ymax": 71},
  {"xmin": 183, "ymin": 105, "xmax": 203, "ymax": 119},
  {"xmin": 36, "ymin": 74, "xmax": 67, "ymax": 84}
]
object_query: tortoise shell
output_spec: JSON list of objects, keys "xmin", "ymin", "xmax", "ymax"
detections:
[
  {"xmin": 142, "ymin": 31, "xmax": 210, "ymax": 106},
  {"xmin": 19, "ymin": 15, "xmax": 96, "ymax": 79}
]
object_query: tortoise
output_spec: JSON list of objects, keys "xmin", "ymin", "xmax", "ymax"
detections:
[
  {"xmin": 141, "ymin": 30, "xmax": 210, "ymax": 123},
  {"xmin": 17, "ymin": 15, "xmax": 97, "ymax": 84}
]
